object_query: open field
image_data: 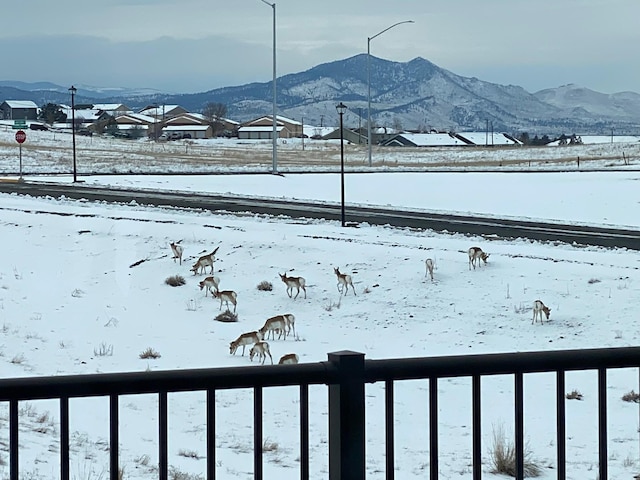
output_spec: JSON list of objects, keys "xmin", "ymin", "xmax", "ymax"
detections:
[{"xmin": 1, "ymin": 125, "xmax": 640, "ymax": 174}]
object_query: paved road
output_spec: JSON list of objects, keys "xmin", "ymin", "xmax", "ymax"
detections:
[{"xmin": 0, "ymin": 181, "xmax": 638, "ymax": 250}]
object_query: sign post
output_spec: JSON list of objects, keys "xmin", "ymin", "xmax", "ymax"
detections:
[{"xmin": 15, "ymin": 130, "xmax": 26, "ymax": 181}]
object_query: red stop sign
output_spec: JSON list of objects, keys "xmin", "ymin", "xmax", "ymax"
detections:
[{"xmin": 15, "ymin": 130, "xmax": 26, "ymax": 144}]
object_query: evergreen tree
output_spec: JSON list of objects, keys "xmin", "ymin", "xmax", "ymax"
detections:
[{"xmin": 39, "ymin": 103, "xmax": 66, "ymax": 124}]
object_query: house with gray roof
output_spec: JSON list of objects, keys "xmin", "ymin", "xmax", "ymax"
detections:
[{"xmin": 0, "ymin": 100, "xmax": 38, "ymax": 121}]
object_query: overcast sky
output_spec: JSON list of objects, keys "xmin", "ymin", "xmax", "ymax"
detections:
[{"xmin": 2, "ymin": 0, "xmax": 638, "ymax": 94}]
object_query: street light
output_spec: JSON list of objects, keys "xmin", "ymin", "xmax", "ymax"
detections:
[
  {"xmin": 69, "ymin": 85, "xmax": 77, "ymax": 182},
  {"xmin": 367, "ymin": 20, "xmax": 414, "ymax": 167},
  {"xmin": 336, "ymin": 102, "xmax": 347, "ymax": 227},
  {"xmin": 260, "ymin": 0, "xmax": 278, "ymax": 174}
]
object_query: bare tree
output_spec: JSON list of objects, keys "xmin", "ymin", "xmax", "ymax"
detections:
[{"xmin": 203, "ymin": 102, "xmax": 227, "ymax": 136}]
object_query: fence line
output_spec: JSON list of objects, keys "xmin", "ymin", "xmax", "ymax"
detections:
[{"xmin": 1, "ymin": 346, "xmax": 639, "ymax": 480}]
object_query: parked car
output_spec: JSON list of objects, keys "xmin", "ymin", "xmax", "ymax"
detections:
[
  {"xmin": 77, "ymin": 128, "xmax": 93, "ymax": 136},
  {"xmin": 30, "ymin": 123, "xmax": 49, "ymax": 131}
]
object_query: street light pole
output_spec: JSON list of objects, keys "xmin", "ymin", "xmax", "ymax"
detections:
[
  {"xmin": 367, "ymin": 20, "xmax": 414, "ymax": 167},
  {"xmin": 69, "ymin": 85, "xmax": 77, "ymax": 182},
  {"xmin": 260, "ymin": 0, "xmax": 278, "ymax": 174},
  {"xmin": 336, "ymin": 102, "xmax": 347, "ymax": 227}
]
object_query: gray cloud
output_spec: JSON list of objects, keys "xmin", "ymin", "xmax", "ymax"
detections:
[{"xmin": 1, "ymin": 1, "xmax": 639, "ymax": 94}]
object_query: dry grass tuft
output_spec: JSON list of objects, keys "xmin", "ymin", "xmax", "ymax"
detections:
[
  {"xmin": 490, "ymin": 426, "xmax": 541, "ymax": 477},
  {"xmin": 257, "ymin": 280, "xmax": 273, "ymax": 291},
  {"xmin": 215, "ymin": 311, "xmax": 238, "ymax": 323},
  {"xmin": 139, "ymin": 347, "xmax": 161, "ymax": 359},
  {"xmin": 165, "ymin": 275, "xmax": 186, "ymax": 287},
  {"xmin": 566, "ymin": 389, "xmax": 583, "ymax": 400},
  {"xmin": 622, "ymin": 390, "xmax": 640, "ymax": 403}
]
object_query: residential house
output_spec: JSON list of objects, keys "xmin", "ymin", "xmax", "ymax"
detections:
[
  {"xmin": 0, "ymin": 100, "xmax": 38, "ymax": 121},
  {"xmin": 92, "ymin": 104, "xmax": 132, "ymax": 116},
  {"xmin": 381, "ymin": 133, "xmax": 467, "ymax": 147},
  {"xmin": 321, "ymin": 127, "xmax": 367, "ymax": 144},
  {"xmin": 162, "ymin": 113, "xmax": 213, "ymax": 139},
  {"xmin": 113, "ymin": 113, "xmax": 156, "ymax": 135},
  {"xmin": 381, "ymin": 132, "xmax": 522, "ymax": 147},
  {"xmin": 138, "ymin": 105, "xmax": 188, "ymax": 120},
  {"xmin": 238, "ymin": 125, "xmax": 291, "ymax": 140},
  {"xmin": 239, "ymin": 115, "xmax": 303, "ymax": 139}
]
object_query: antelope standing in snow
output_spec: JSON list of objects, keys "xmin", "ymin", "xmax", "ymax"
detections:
[
  {"xmin": 259, "ymin": 314, "xmax": 292, "ymax": 341},
  {"xmin": 198, "ymin": 276, "xmax": 220, "ymax": 297},
  {"xmin": 278, "ymin": 353, "xmax": 299, "ymax": 365},
  {"xmin": 279, "ymin": 273, "xmax": 307, "ymax": 299},
  {"xmin": 334, "ymin": 267, "xmax": 356, "ymax": 296},
  {"xmin": 190, "ymin": 246, "xmax": 220, "ymax": 275},
  {"xmin": 170, "ymin": 240, "xmax": 184, "ymax": 265},
  {"xmin": 213, "ymin": 289, "xmax": 237, "ymax": 312},
  {"xmin": 468, "ymin": 247, "xmax": 490, "ymax": 270},
  {"xmin": 532, "ymin": 300, "xmax": 551, "ymax": 325},
  {"xmin": 249, "ymin": 341, "xmax": 273, "ymax": 365},
  {"xmin": 229, "ymin": 331, "xmax": 262, "ymax": 356},
  {"xmin": 425, "ymin": 258, "xmax": 435, "ymax": 282}
]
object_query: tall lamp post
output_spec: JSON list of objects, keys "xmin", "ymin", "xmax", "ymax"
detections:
[
  {"xmin": 69, "ymin": 85, "xmax": 77, "ymax": 182},
  {"xmin": 336, "ymin": 102, "xmax": 347, "ymax": 227},
  {"xmin": 260, "ymin": 0, "xmax": 278, "ymax": 174},
  {"xmin": 367, "ymin": 20, "xmax": 414, "ymax": 167}
]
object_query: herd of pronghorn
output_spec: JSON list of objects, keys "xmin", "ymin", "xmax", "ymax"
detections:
[{"xmin": 170, "ymin": 241, "xmax": 551, "ymax": 365}]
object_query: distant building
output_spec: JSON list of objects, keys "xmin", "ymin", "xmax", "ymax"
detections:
[
  {"xmin": 240, "ymin": 115, "xmax": 303, "ymax": 139},
  {"xmin": 381, "ymin": 132, "xmax": 522, "ymax": 147},
  {"xmin": 0, "ymin": 100, "xmax": 38, "ymax": 121}
]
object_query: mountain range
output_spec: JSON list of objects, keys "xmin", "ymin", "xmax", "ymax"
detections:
[{"xmin": 2, "ymin": 55, "xmax": 639, "ymax": 135}]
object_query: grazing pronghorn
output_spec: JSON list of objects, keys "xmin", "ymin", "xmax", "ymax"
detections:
[
  {"xmin": 190, "ymin": 246, "xmax": 220, "ymax": 275},
  {"xmin": 198, "ymin": 276, "xmax": 221, "ymax": 297},
  {"xmin": 259, "ymin": 314, "xmax": 292, "ymax": 341},
  {"xmin": 468, "ymin": 247, "xmax": 490, "ymax": 270},
  {"xmin": 425, "ymin": 258, "xmax": 435, "ymax": 282},
  {"xmin": 279, "ymin": 273, "xmax": 307, "ymax": 299},
  {"xmin": 170, "ymin": 240, "xmax": 184, "ymax": 265},
  {"xmin": 532, "ymin": 300, "xmax": 551, "ymax": 325},
  {"xmin": 213, "ymin": 289, "xmax": 237, "ymax": 312},
  {"xmin": 230, "ymin": 331, "xmax": 262, "ymax": 356},
  {"xmin": 249, "ymin": 341, "xmax": 273, "ymax": 365},
  {"xmin": 334, "ymin": 267, "xmax": 356, "ymax": 296},
  {"xmin": 278, "ymin": 353, "xmax": 299, "ymax": 365},
  {"xmin": 283, "ymin": 313, "xmax": 296, "ymax": 338}
]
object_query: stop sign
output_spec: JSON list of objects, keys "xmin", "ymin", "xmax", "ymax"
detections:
[{"xmin": 15, "ymin": 130, "xmax": 26, "ymax": 144}]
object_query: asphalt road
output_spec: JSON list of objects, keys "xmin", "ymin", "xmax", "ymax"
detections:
[{"xmin": 0, "ymin": 180, "xmax": 638, "ymax": 250}]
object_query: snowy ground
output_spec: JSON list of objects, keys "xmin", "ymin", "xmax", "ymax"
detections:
[{"xmin": 0, "ymin": 130, "xmax": 639, "ymax": 479}]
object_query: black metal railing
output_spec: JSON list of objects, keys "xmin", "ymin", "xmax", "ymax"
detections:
[{"xmin": 1, "ymin": 346, "xmax": 639, "ymax": 480}]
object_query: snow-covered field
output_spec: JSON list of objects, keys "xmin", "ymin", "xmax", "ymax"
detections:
[
  {"xmin": 0, "ymin": 129, "xmax": 639, "ymax": 479},
  {"xmin": 1, "ymin": 124, "xmax": 640, "ymax": 174}
]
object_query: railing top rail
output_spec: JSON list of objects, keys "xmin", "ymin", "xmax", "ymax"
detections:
[
  {"xmin": 1, "ymin": 346, "xmax": 639, "ymax": 402},
  {"xmin": 0, "ymin": 362, "xmax": 336, "ymax": 402},
  {"xmin": 364, "ymin": 346, "xmax": 640, "ymax": 382}
]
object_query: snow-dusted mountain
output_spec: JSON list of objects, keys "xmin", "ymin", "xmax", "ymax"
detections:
[
  {"xmin": 2, "ymin": 56, "xmax": 639, "ymax": 134},
  {"xmin": 164, "ymin": 55, "xmax": 639, "ymax": 134}
]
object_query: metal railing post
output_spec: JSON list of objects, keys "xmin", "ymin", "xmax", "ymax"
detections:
[{"xmin": 328, "ymin": 351, "xmax": 365, "ymax": 480}]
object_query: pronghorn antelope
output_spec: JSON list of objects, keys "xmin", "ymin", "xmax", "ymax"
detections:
[
  {"xmin": 532, "ymin": 300, "xmax": 551, "ymax": 325},
  {"xmin": 190, "ymin": 246, "xmax": 220, "ymax": 275},
  {"xmin": 425, "ymin": 258, "xmax": 435, "ymax": 282},
  {"xmin": 259, "ymin": 314, "xmax": 292, "ymax": 341},
  {"xmin": 170, "ymin": 240, "xmax": 184, "ymax": 265},
  {"xmin": 229, "ymin": 331, "xmax": 262, "ymax": 356},
  {"xmin": 279, "ymin": 273, "xmax": 307, "ymax": 299},
  {"xmin": 468, "ymin": 247, "xmax": 490, "ymax": 270},
  {"xmin": 249, "ymin": 341, "xmax": 273, "ymax": 365},
  {"xmin": 283, "ymin": 313, "xmax": 296, "ymax": 338},
  {"xmin": 278, "ymin": 353, "xmax": 299, "ymax": 365},
  {"xmin": 213, "ymin": 289, "xmax": 237, "ymax": 312},
  {"xmin": 198, "ymin": 276, "xmax": 221, "ymax": 297},
  {"xmin": 334, "ymin": 267, "xmax": 356, "ymax": 296}
]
